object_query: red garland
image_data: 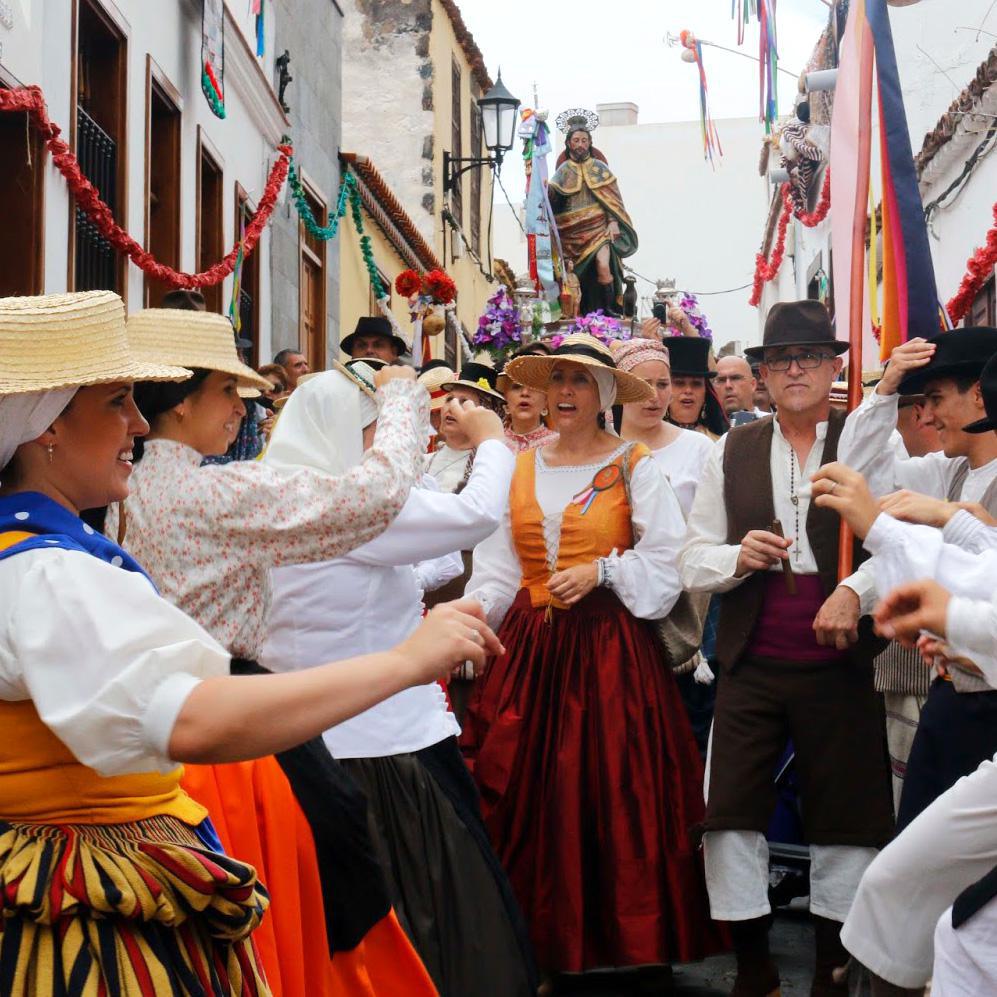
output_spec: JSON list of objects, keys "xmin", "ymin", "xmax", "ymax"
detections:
[
  {"xmin": 947, "ymin": 202, "xmax": 997, "ymax": 325},
  {"xmin": 0, "ymin": 85, "xmax": 291, "ymax": 288},
  {"xmin": 749, "ymin": 172, "xmax": 832, "ymax": 307}
]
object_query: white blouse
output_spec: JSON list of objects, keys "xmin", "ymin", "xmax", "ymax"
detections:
[
  {"xmin": 467, "ymin": 443, "xmax": 686, "ymax": 631},
  {"xmin": 260, "ymin": 440, "xmax": 514, "ymax": 758},
  {"xmin": 651, "ymin": 428, "xmax": 714, "ymax": 517},
  {"xmin": 425, "ymin": 444, "xmax": 474, "ymax": 493},
  {"xmin": 106, "ymin": 381, "xmax": 428, "ymax": 659},
  {"xmin": 0, "ymin": 547, "xmax": 229, "ymax": 776}
]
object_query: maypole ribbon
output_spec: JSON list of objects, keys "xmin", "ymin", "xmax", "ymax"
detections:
[
  {"xmin": 758, "ymin": 0, "xmax": 779, "ymax": 134},
  {"xmin": 680, "ymin": 31, "xmax": 723, "ymax": 166},
  {"xmin": 0, "ymin": 85, "xmax": 289, "ymax": 288}
]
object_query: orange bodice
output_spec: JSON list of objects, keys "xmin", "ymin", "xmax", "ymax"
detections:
[
  {"xmin": 0, "ymin": 530, "xmax": 206, "ymax": 825},
  {"xmin": 510, "ymin": 443, "xmax": 649, "ymax": 611}
]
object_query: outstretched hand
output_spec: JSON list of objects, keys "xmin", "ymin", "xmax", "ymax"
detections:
[
  {"xmin": 873, "ymin": 579, "xmax": 951, "ymax": 646},
  {"xmin": 810, "ymin": 462, "xmax": 879, "ymax": 539},
  {"xmin": 397, "ymin": 598, "xmax": 504, "ymax": 684},
  {"xmin": 443, "ymin": 398, "xmax": 505, "ymax": 447}
]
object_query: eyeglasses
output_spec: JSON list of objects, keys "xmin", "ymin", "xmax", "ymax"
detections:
[{"xmin": 764, "ymin": 351, "xmax": 834, "ymax": 372}]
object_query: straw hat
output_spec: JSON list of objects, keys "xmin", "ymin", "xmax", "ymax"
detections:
[
  {"xmin": 505, "ymin": 333, "xmax": 654, "ymax": 405},
  {"xmin": 418, "ymin": 360, "xmax": 458, "ymax": 411},
  {"xmin": 126, "ymin": 308, "xmax": 272, "ymax": 395},
  {"xmin": 0, "ymin": 291, "xmax": 190, "ymax": 393}
]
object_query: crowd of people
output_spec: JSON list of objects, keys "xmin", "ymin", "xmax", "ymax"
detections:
[{"xmin": 1, "ymin": 287, "xmax": 997, "ymax": 997}]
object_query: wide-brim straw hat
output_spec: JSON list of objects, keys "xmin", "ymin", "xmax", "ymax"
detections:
[
  {"xmin": 505, "ymin": 333, "xmax": 655, "ymax": 405},
  {"xmin": 126, "ymin": 308, "xmax": 272, "ymax": 396},
  {"xmin": 418, "ymin": 362, "xmax": 457, "ymax": 411},
  {"xmin": 0, "ymin": 291, "xmax": 190, "ymax": 393}
]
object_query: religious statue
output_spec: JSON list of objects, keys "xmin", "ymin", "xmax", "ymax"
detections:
[
  {"xmin": 548, "ymin": 109, "xmax": 638, "ymax": 317},
  {"xmin": 559, "ymin": 260, "xmax": 582, "ymax": 320}
]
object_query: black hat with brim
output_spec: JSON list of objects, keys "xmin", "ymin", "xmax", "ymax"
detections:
[
  {"xmin": 340, "ymin": 315, "xmax": 409, "ymax": 357},
  {"xmin": 441, "ymin": 361, "xmax": 505, "ymax": 403},
  {"xmin": 744, "ymin": 299, "xmax": 848, "ymax": 361},
  {"xmin": 963, "ymin": 350, "xmax": 997, "ymax": 434},
  {"xmin": 665, "ymin": 336, "xmax": 716, "ymax": 378},
  {"xmin": 898, "ymin": 327, "xmax": 997, "ymax": 396}
]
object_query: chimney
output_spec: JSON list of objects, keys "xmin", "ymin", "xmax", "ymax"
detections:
[{"xmin": 596, "ymin": 102, "xmax": 639, "ymax": 127}]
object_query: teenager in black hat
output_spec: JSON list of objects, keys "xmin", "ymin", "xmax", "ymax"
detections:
[
  {"xmin": 680, "ymin": 299, "xmax": 892, "ymax": 995},
  {"xmin": 340, "ymin": 316, "xmax": 409, "ymax": 363},
  {"xmin": 664, "ymin": 336, "xmax": 729, "ymax": 439}
]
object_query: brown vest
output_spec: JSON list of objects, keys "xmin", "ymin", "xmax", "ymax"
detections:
[{"xmin": 715, "ymin": 410, "xmax": 885, "ymax": 671}]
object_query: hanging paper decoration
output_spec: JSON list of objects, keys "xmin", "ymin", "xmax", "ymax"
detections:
[
  {"xmin": 251, "ymin": 0, "xmax": 266, "ymax": 58},
  {"xmin": 679, "ymin": 31, "xmax": 723, "ymax": 165},
  {"xmin": 201, "ymin": 0, "xmax": 226, "ymax": 119},
  {"xmin": 830, "ymin": 0, "xmax": 939, "ymax": 368}
]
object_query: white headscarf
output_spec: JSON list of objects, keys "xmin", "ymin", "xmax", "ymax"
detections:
[
  {"xmin": 0, "ymin": 388, "xmax": 78, "ymax": 473},
  {"xmin": 590, "ymin": 367, "xmax": 619, "ymax": 410},
  {"xmin": 263, "ymin": 369, "xmax": 374, "ymax": 476}
]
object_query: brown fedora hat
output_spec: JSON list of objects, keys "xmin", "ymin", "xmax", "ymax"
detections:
[{"xmin": 744, "ymin": 300, "xmax": 848, "ymax": 361}]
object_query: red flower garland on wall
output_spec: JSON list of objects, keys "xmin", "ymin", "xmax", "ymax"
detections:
[
  {"xmin": 947, "ymin": 203, "xmax": 997, "ymax": 325},
  {"xmin": 0, "ymin": 85, "xmax": 291, "ymax": 289},
  {"xmin": 749, "ymin": 172, "xmax": 832, "ymax": 307}
]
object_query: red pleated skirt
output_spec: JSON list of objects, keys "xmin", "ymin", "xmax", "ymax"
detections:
[{"xmin": 461, "ymin": 588, "xmax": 725, "ymax": 974}]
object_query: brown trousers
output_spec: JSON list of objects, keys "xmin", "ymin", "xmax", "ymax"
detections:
[{"xmin": 705, "ymin": 656, "xmax": 894, "ymax": 847}]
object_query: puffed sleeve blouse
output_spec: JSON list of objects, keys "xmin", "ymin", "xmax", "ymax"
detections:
[{"xmin": 0, "ymin": 546, "xmax": 229, "ymax": 776}]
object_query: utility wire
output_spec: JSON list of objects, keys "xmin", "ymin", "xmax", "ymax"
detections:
[
  {"xmin": 623, "ymin": 263, "xmax": 754, "ymax": 297},
  {"xmin": 494, "ymin": 168, "xmax": 528, "ymax": 238}
]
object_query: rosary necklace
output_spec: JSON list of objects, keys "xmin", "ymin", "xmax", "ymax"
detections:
[{"xmin": 789, "ymin": 449, "xmax": 801, "ymax": 563}]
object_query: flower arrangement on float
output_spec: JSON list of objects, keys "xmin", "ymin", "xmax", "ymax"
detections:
[
  {"xmin": 550, "ymin": 310, "xmax": 631, "ymax": 348},
  {"xmin": 395, "ymin": 268, "xmax": 458, "ymax": 337},
  {"xmin": 471, "ymin": 287, "xmax": 525, "ymax": 364}
]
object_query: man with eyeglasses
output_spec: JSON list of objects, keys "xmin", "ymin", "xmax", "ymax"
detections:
[
  {"xmin": 680, "ymin": 300, "xmax": 893, "ymax": 996},
  {"xmin": 715, "ymin": 354, "xmax": 764, "ymax": 418}
]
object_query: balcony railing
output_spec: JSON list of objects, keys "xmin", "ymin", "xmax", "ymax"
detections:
[{"xmin": 74, "ymin": 106, "xmax": 117, "ymax": 292}]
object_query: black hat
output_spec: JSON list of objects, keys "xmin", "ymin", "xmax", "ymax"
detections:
[
  {"xmin": 665, "ymin": 336, "xmax": 716, "ymax": 378},
  {"xmin": 161, "ymin": 288, "xmax": 206, "ymax": 312},
  {"xmin": 744, "ymin": 300, "xmax": 848, "ymax": 361},
  {"xmin": 441, "ymin": 361, "xmax": 505, "ymax": 403},
  {"xmin": 898, "ymin": 327, "xmax": 997, "ymax": 396},
  {"xmin": 963, "ymin": 352, "xmax": 997, "ymax": 434},
  {"xmin": 340, "ymin": 316, "xmax": 408, "ymax": 358},
  {"xmin": 419, "ymin": 358, "xmax": 453, "ymax": 375}
]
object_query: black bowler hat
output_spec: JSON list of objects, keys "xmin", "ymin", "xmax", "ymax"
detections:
[
  {"xmin": 665, "ymin": 336, "xmax": 716, "ymax": 378},
  {"xmin": 898, "ymin": 327, "xmax": 997, "ymax": 396},
  {"xmin": 441, "ymin": 361, "xmax": 505, "ymax": 403},
  {"xmin": 340, "ymin": 315, "xmax": 409, "ymax": 358},
  {"xmin": 744, "ymin": 300, "xmax": 848, "ymax": 361},
  {"xmin": 419, "ymin": 358, "xmax": 453, "ymax": 375},
  {"xmin": 963, "ymin": 352, "xmax": 997, "ymax": 434}
]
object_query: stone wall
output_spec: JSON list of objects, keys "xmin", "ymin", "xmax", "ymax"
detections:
[
  {"xmin": 271, "ymin": 0, "xmax": 344, "ymax": 363},
  {"xmin": 342, "ymin": 0, "xmax": 436, "ymax": 244}
]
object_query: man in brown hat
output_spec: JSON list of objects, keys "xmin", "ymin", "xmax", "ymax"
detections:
[{"xmin": 680, "ymin": 299, "xmax": 893, "ymax": 996}]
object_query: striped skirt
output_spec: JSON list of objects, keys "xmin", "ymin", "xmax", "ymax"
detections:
[{"xmin": 0, "ymin": 814, "xmax": 270, "ymax": 996}]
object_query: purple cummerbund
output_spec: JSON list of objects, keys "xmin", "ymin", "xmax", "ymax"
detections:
[{"xmin": 747, "ymin": 573, "xmax": 848, "ymax": 663}]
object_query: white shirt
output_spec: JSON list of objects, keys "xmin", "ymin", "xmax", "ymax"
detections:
[
  {"xmin": 261, "ymin": 440, "xmax": 514, "ymax": 758},
  {"xmin": 0, "ymin": 547, "xmax": 229, "ymax": 776},
  {"xmin": 467, "ymin": 443, "xmax": 686, "ymax": 630},
  {"xmin": 651, "ymin": 428, "xmax": 714, "ymax": 517},
  {"xmin": 679, "ymin": 416, "xmax": 874, "ymax": 608},
  {"xmin": 425, "ymin": 444, "xmax": 474, "ymax": 494},
  {"xmin": 863, "ymin": 513, "xmax": 997, "ymax": 687},
  {"xmin": 838, "ymin": 389, "xmax": 997, "ymax": 500}
]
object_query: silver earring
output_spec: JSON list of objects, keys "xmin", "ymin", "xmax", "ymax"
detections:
[{"xmin": 46, "ymin": 444, "xmax": 54, "ymax": 464}]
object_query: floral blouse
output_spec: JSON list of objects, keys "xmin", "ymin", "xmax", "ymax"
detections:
[
  {"xmin": 503, "ymin": 424, "xmax": 559, "ymax": 454},
  {"xmin": 106, "ymin": 381, "xmax": 429, "ymax": 659}
]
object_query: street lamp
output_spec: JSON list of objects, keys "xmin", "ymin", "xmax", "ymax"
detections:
[{"xmin": 443, "ymin": 71, "xmax": 521, "ymax": 195}]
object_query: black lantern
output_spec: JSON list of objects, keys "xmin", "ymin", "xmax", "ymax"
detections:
[{"xmin": 443, "ymin": 71, "xmax": 521, "ymax": 194}]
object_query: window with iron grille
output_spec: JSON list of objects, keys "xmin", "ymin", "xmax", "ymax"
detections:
[
  {"xmin": 469, "ymin": 100, "xmax": 482, "ymax": 255},
  {"xmin": 451, "ymin": 58, "xmax": 463, "ymax": 227}
]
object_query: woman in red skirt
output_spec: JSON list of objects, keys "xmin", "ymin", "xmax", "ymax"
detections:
[{"xmin": 461, "ymin": 333, "xmax": 724, "ymax": 986}]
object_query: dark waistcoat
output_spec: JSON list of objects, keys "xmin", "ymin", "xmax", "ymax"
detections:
[{"xmin": 715, "ymin": 410, "xmax": 885, "ymax": 671}]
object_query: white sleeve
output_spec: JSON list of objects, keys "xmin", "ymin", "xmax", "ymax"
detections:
[
  {"xmin": 864, "ymin": 513, "xmax": 997, "ymax": 599},
  {"xmin": 603, "ymin": 457, "xmax": 684, "ymax": 619},
  {"xmin": 0, "ymin": 550, "xmax": 230, "ymax": 776},
  {"xmin": 947, "ymin": 595, "xmax": 997, "ymax": 684},
  {"xmin": 465, "ymin": 509, "xmax": 520, "ymax": 630},
  {"xmin": 839, "ymin": 557, "xmax": 879, "ymax": 616},
  {"xmin": 942, "ymin": 508, "xmax": 997, "ymax": 554},
  {"xmin": 679, "ymin": 435, "xmax": 746, "ymax": 593},
  {"xmin": 345, "ymin": 440, "xmax": 514, "ymax": 568},
  {"xmin": 413, "ymin": 552, "xmax": 465, "ymax": 594}
]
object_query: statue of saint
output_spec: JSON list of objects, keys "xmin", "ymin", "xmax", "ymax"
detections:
[{"xmin": 548, "ymin": 109, "xmax": 638, "ymax": 317}]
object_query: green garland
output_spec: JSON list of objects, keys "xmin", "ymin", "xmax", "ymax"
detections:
[
  {"xmin": 288, "ymin": 159, "xmax": 384, "ymax": 297},
  {"xmin": 201, "ymin": 69, "xmax": 226, "ymax": 119}
]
